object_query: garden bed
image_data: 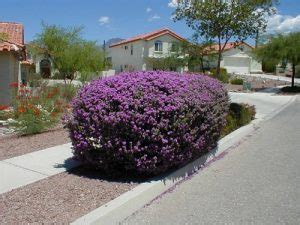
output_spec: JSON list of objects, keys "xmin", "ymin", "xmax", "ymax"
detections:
[
  {"xmin": 0, "ymin": 102, "xmax": 256, "ymax": 224},
  {"xmin": 279, "ymin": 86, "xmax": 300, "ymax": 94},
  {"xmin": 226, "ymin": 79, "xmax": 288, "ymax": 92},
  {"xmin": 0, "ymin": 125, "xmax": 70, "ymax": 160},
  {"xmin": 0, "ymin": 166, "xmax": 138, "ymax": 224},
  {"xmin": 0, "ymin": 102, "xmax": 256, "ymax": 223}
]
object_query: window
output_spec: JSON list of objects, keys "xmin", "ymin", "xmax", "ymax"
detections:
[
  {"xmin": 155, "ymin": 41, "xmax": 163, "ymax": 52},
  {"xmin": 130, "ymin": 44, "xmax": 133, "ymax": 55}
]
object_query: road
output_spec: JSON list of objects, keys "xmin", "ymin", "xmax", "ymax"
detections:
[{"xmin": 122, "ymin": 94, "xmax": 300, "ymax": 225}]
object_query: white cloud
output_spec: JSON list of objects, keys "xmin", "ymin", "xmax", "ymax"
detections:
[
  {"xmin": 168, "ymin": 0, "xmax": 178, "ymax": 8},
  {"xmin": 146, "ymin": 7, "xmax": 152, "ymax": 13},
  {"xmin": 266, "ymin": 14, "xmax": 300, "ymax": 33},
  {"xmin": 99, "ymin": 16, "xmax": 110, "ymax": 26},
  {"xmin": 148, "ymin": 14, "xmax": 161, "ymax": 22}
]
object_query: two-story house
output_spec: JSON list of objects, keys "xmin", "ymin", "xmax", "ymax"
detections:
[{"xmin": 108, "ymin": 28, "xmax": 187, "ymax": 73}]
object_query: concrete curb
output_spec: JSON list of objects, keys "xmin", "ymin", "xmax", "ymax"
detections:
[{"xmin": 71, "ymin": 120, "xmax": 261, "ymax": 225}]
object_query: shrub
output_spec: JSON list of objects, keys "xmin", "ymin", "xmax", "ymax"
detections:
[
  {"xmin": 50, "ymin": 72, "xmax": 64, "ymax": 80},
  {"xmin": 210, "ymin": 67, "xmax": 229, "ymax": 83},
  {"xmin": 230, "ymin": 78, "xmax": 244, "ymax": 85},
  {"xmin": 65, "ymin": 71, "xmax": 229, "ymax": 175},
  {"xmin": 27, "ymin": 73, "xmax": 43, "ymax": 87},
  {"xmin": 9, "ymin": 84, "xmax": 71, "ymax": 135},
  {"xmin": 281, "ymin": 86, "xmax": 300, "ymax": 93},
  {"xmin": 0, "ymin": 106, "xmax": 13, "ymax": 120},
  {"xmin": 55, "ymin": 83, "xmax": 79, "ymax": 102},
  {"xmin": 222, "ymin": 103, "xmax": 256, "ymax": 136}
]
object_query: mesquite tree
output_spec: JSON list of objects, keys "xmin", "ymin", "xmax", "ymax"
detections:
[
  {"xmin": 173, "ymin": 0, "xmax": 277, "ymax": 77},
  {"xmin": 29, "ymin": 23, "xmax": 105, "ymax": 82},
  {"xmin": 254, "ymin": 32, "xmax": 300, "ymax": 87}
]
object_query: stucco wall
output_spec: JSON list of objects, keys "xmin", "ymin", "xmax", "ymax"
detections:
[
  {"xmin": 34, "ymin": 55, "xmax": 55, "ymax": 77},
  {"xmin": 109, "ymin": 34, "xmax": 184, "ymax": 73},
  {"xmin": 109, "ymin": 40, "xmax": 146, "ymax": 73},
  {"xmin": 206, "ymin": 44, "xmax": 262, "ymax": 74},
  {"xmin": 146, "ymin": 34, "xmax": 181, "ymax": 58},
  {"xmin": 0, "ymin": 52, "xmax": 19, "ymax": 105}
]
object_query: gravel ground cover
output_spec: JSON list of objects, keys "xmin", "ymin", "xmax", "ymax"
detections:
[
  {"xmin": 0, "ymin": 126, "xmax": 70, "ymax": 160},
  {"xmin": 0, "ymin": 166, "xmax": 138, "ymax": 224},
  {"xmin": 226, "ymin": 79, "xmax": 287, "ymax": 92}
]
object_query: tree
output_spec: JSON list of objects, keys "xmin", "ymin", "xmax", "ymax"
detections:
[
  {"xmin": 0, "ymin": 32, "xmax": 8, "ymax": 42},
  {"xmin": 145, "ymin": 55, "xmax": 186, "ymax": 71},
  {"xmin": 180, "ymin": 37, "xmax": 216, "ymax": 72},
  {"xmin": 29, "ymin": 23, "xmax": 105, "ymax": 82},
  {"xmin": 145, "ymin": 43, "xmax": 187, "ymax": 71},
  {"xmin": 254, "ymin": 32, "xmax": 300, "ymax": 87},
  {"xmin": 174, "ymin": 0, "xmax": 277, "ymax": 77}
]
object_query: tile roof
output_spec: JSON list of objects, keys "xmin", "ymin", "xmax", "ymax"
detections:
[
  {"xmin": 206, "ymin": 42, "xmax": 254, "ymax": 53},
  {"xmin": 109, "ymin": 28, "xmax": 185, "ymax": 48},
  {"xmin": 0, "ymin": 22, "xmax": 24, "ymax": 52}
]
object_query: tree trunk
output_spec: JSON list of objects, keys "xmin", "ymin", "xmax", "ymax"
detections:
[
  {"xmin": 200, "ymin": 57, "xmax": 205, "ymax": 73},
  {"xmin": 216, "ymin": 51, "xmax": 222, "ymax": 77},
  {"xmin": 255, "ymin": 30, "xmax": 259, "ymax": 48},
  {"xmin": 292, "ymin": 63, "xmax": 295, "ymax": 88}
]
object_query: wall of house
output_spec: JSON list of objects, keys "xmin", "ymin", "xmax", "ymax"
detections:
[
  {"xmin": 145, "ymin": 34, "xmax": 186, "ymax": 71},
  {"xmin": 146, "ymin": 34, "xmax": 181, "ymax": 58},
  {"xmin": 109, "ymin": 40, "xmax": 146, "ymax": 73},
  {"xmin": 34, "ymin": 54, "xmax": 55, "ymax": 77},
  {"xmin": 206, "ymin": 44, "xmax": 262, "ymax": 74},
  {"xmin": 109, "ymin": 34, "xmax": 186, "ymax": 73},
  {"xmin": 0, "ymin": 52, "xmax": 19, "ymax": 105}
]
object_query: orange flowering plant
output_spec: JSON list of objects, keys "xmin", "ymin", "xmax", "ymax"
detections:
[{"xmin": 9, "ymin": 82, "xmax": 75, "ymax": 135}]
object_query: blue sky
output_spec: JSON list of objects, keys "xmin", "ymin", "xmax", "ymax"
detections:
[{"xmin": 0, "ymin": 0, "xmax": 299, "ymax": 45}]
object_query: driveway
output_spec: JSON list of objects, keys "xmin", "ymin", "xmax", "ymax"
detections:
[
  {"xmin": 229, "ymin": 90, "xmax": 295, "ymax": 119},
  {"xmin": 122, "ymin": 94, "xmax": 300, "ymax": 225}
]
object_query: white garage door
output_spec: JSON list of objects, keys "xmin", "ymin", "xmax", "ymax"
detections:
[{"xmin": 224, "ymin": 57, "xmax": 250, "ymax": 74}]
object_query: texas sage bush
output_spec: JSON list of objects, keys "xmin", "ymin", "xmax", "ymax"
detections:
[{"xmin": 65, "ymin": 71, "xmax": 229, "ymax": 175}]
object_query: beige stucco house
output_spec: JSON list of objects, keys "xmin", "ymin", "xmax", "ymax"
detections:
[
  {"xmin": 108, "ymin": 28, "xmax": 187, "ymax": 73},
  {"xmin": 0, "ymin": 22, "xmax": 31, "ymax": 105},
  {"xmin": 205, "ymin": 42, "xmax": 262, "ymax": 74}
]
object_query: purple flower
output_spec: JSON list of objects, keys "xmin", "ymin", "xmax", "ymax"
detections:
[{"xmin": 66, "ymin": 71, "xmax": 229, "ymax": 175}]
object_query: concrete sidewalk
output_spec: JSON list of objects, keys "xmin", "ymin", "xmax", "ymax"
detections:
[{"xmin": 0, "ymin": 143, "xmax": 79, "ymax": 194}]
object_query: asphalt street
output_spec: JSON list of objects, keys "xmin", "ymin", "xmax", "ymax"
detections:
[{"xmin": 122, "ymin": 95, "xmax": 300, "ymax": 225}]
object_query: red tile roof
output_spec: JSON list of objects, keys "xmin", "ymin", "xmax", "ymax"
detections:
[
  {"xmin": 206, "ymin": 42, "xmax": 254, "ymax": 53},
  {"xmin": 109, "ymin": 28, "xmax": 185, "ymax": 48},
  {"xmin": 0, "ymin": 22, "xmax": 24, "ymax": 52}
]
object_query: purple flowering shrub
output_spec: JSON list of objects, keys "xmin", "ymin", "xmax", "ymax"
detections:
[{"xmin": 66, "ymin": 71, "xmax": 229, "ymax": 175}]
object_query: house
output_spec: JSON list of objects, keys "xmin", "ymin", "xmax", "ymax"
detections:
[
  {"xmin": 0, "ymin": 22, "xmax": 31, "ymax": 105},
  {"xmin": 108, "ymin": 28, "xmax": 188, "ymax": 73},
  {"xmin": 205, "ymin": 42, "xmax": 262, "ymax": 74}
]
